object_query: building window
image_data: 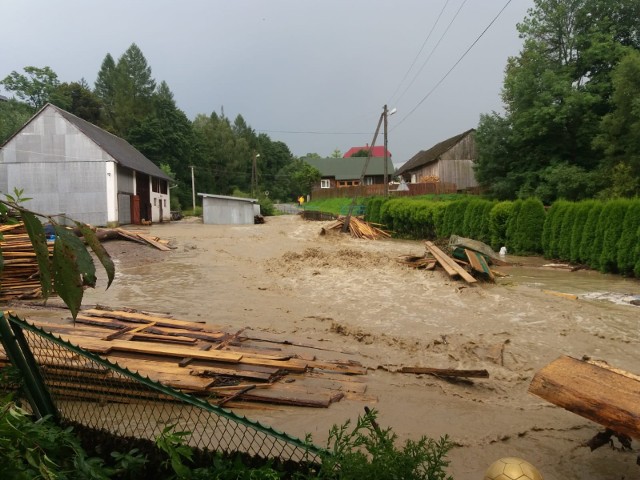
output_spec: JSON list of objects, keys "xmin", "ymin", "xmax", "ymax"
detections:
[
  {"xmin": 154, "ymin": 198, "xmax": 157, "ymax": 206},
  {"xmin": 321, "ymin": 179, "xmax": 330, "ymax": 188},
  {"xmin": 364, "ymin": 177, "xmax": 374, "ymax": 185},
  {"xmin": 164, "ymin": 199, "xmax": 167, "ymax": 207}
]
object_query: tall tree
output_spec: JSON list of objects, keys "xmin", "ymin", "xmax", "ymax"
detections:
[
  {"xmin": 475, "ymin": 0, "xmax": 640, "ymax": 201},
  {"xmin": 0, "ymin": 99, "xmax": 33, "ymax": 144},
  {"xmin": 1, "ymin": 66, "xmax": 60, "ymax": 109},
  {"xmin": 51, "ymin": 81, "xmax": 102, "ymax": 123},
  {"xmin": 94, "ymin": 53, "xmax": 117, "ymax": 129}
]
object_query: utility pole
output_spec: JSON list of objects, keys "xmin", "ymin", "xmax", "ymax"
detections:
[
  {"xmin": 189, "ymin": 165, "xmax": 195, "ymax": 212},
  {"xmin": 251, "ymin": 153, "xmax": 260, "ymax": 198},
  {"xmin": 383, "ymin": 104, "xmax": 389, "ymax": 197}
]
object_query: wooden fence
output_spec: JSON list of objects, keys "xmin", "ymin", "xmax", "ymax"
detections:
[{"xmin": 310, "ymin": 182, "xmax": 458, "ymax": 201}]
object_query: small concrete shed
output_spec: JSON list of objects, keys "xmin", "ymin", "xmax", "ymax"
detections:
[{"xmin": 199, "ymin": 194, "xmax": 260, "ymax": 225}]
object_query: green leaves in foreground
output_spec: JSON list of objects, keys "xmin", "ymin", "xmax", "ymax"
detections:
[{"xmin": 19, "ymin": 212, "xmax": 115, "ymax": 320}]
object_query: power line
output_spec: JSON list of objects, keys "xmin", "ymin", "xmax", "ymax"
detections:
[
  {"xmin": 256, "ymin": 129, "xmax": 374, "ymax": 136},
  {"xmin": 393, "ymin": 0, "xmax": 513, "ymax": 131},
  {"xmin": 395, "ymin": 0, "xmax": 468, "ymax": 106},
  {"xmin": 388, "ymin": 0, "xmax": 451, "ymax": 105}
]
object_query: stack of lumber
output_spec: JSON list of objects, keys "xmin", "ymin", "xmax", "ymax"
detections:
[
  {"xmin": 323, "ymin": 216, "xmax": 391, "ymax": 240},
  {"xmin": 0, "ymin": 307, "xmax": 369, "ymax": 409},
  {"xmin": 0, "ymin": 223, "xmax": 52, "ymax": 302}
]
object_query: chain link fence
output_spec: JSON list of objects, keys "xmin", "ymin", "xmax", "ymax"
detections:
[{"xmin": 0, "ymin": 312, "xmax": 324, "ymax": 465}]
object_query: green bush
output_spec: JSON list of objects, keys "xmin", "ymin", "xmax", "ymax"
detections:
[
  {"xmin": 557, "ymin": 203, "xmax": 578, "ymax": 261},
  {"xmin": 489, "ymin": 201, "xmax": 513, "ymax": 251},
  {"xmin": 542, "ymin": 200, "xmax": 569, "ymax": 259},
  {"xmin": 635, "ymin": 225, "xmax": 640, "ymax": 277},
  {"xmin": 578, "ymin": 201, "xmax": 603, "ymax": 266},
  {"xmin": 514, "ymin": 198, "xmax": 546, "ymax": 254},
  {"xmin": 569, "ymin": 200, "xmax": 596, "ymax": 263},
  {"xmin": 318, "ymin": 409, "xmax": 453, "ymax": 480},
  {"xmin": 589, "ymin": 204, "xmax": 610, "ymax": 270},
  {"xmin": 505, "ymin": 199, "xmax": 522, "ymax": 252},
  {"xmin": 617, "ymin": 199, "xmax": 640, "ymax": 275},
  {"xmin": 599, "ymin": 199, "xmax": 631, "ymax": 273}
]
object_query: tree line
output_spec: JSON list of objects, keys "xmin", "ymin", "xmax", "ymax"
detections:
[
  {"xmin": 474, "ymin": 0, "xmax": 640, "ymax": 202},
  {"xmin": 0, "ymin": 44, "xmax": 320, "ymax": 210}
]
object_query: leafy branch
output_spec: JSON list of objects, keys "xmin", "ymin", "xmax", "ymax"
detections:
[{"xmin": 0, "ymin": 188, "xmax": 115, "ymax": 319}]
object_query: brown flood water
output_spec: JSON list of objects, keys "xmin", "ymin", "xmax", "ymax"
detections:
[{"xmin": 14, "ymin": 215, "xmax": 640, "ymax": 480}]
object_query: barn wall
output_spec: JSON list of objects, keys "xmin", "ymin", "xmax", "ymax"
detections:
[{"xmin": 0, "ymin": 105, "xmax": 111, "ymax": 225}]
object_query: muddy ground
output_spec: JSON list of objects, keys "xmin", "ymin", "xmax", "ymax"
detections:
[{"xmin": 15, "ymin": 214, "xmax": 640, "ymax": 479}]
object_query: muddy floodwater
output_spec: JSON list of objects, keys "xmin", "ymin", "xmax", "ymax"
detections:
[{"xmin": 17, "ymin": 215, "xmax": 640, "ymax": 479}]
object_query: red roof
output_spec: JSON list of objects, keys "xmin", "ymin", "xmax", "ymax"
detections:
[{"xmin": 343, "ymin": 146, "xmax": 392, "ymax": 158}]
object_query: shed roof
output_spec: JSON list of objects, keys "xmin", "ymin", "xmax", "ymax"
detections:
[
  {"xmin": 198, "ymin": 193, "xmax": 258, "ymax": 203},
  {"xmin": 302, "ymin": 156, "xmax": 395, "ymax": 180},
  {"xmin": 395, "ymin": 129, "xmax": 475, "ymax": 176}
]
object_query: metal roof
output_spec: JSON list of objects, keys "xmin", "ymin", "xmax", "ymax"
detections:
[
  {"xmin": 50, "ymin": 104, "xmax": 171, "ymax": 181},
  {"xmin": 395, "ymin": 129, "xmax": 475, "ymax": 176},
  {"xmin": 343, "ymin": 146, "xmax": 392, "ymax": 158},
  {"xmin": 198, "ymin": 193, "xmax": 258, "ymax": 203},
  {"xmin": 302, "ymin": 156, "xmax": 395, "ymax": 180}
]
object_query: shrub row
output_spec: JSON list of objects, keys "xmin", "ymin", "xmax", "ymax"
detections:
[
  {"xmin": 362, "ymin": 196, "xmax": 640, "ymax": 276},
  {"xmin": 542, "ymin": 198, "xmax": 640, "ymax": 275}
]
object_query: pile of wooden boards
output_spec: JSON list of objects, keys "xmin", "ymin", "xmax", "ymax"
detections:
[
  {"xmin": 322, "ymin": 216, "xmax": 391, "ymax": 240},
  {"xmin": 0, "ymin": 223, "xmax": 51, "ymax": 302},
  {"xmin": 0, "ymin": 307, "xmax": 369, "ymax": 409},
  {"xmin": 399, "ymin": 242, "xmax": 506, "ymax": 284}
]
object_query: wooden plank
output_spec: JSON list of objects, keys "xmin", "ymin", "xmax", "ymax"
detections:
[
  {"xmin": 136, "ymin": 233, "xmax": 172, "ymax": 251},
  {"xmin": 239, "ymin": 356, "xmax": 308, "ymax": 372},
  {"xmin": 130, "ymin": 333, "xmax": 198, "ymax": 345},
  {"xmin": 542, "ymin": 290, "xmax": 578, "ymax": 301},
  {"xmin": 529, "ymin": 355, "xmax": 640, "ymax": 440},
  {"xmin": 464, "ymin": 249, "xmax": 494, "ymax": 280},
  {"xmin": 398, "ymin": 366, "xmax": 489, "ymax": 378},
  {"xmin": 189, "ymin": 365, "xmax": 275, "ymax": 382},
  {"xmin": 105, "ymin": 339, "xmax": 242, "ymax": 363},
  {"xmin": 81, "ymin": 309, "xmax": 205, "ymax": 331},
  {"xmin": 425, "ymin": 242, "xmax": 477, "ymax": 283}
]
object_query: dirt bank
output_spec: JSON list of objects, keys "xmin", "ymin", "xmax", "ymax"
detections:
[{"xmin": 14, "ymin": 214, "xmax": 640, "ymax": 479}]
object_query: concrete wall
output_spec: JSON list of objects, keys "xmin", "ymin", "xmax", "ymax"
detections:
[{"xmin": 202, "ymin": 196, "xmax": 256, "ymax": 224}]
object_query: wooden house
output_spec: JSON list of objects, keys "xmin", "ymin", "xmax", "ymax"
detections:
[{"xmin": 396, "ymin": 129, "xmax": 477, "ymax": 190}]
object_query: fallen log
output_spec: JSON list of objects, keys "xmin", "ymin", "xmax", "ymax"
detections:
[{"xmin": 529, "ymin": 355, "xmax": 640, "ymax": 440}]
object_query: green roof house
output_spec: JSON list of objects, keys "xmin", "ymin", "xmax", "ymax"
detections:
[{"xmin": 302, "ymin": 156, "xmax": 395, "ymax": 190}]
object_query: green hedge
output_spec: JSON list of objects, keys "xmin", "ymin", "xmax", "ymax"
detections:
[{"xmin": 334, "ymin": 195, "xmax": 640, "ymax": 277}]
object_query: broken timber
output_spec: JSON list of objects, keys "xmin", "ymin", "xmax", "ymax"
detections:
[
  {"xmin": 399, "ymin": 366, "xmax": 489, "ymax": 378},
  {"xmin": 529, "ymin": 355, "xmax": 640, "ymax": 440},
  {"xmin": 425, "ymin": 242, "xmax": 477, "ymax": 284}
]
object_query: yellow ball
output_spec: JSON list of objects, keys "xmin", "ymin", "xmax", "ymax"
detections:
[{"xmin": 483, "ymin": 457, "xmax": 543, "ymax": 480}]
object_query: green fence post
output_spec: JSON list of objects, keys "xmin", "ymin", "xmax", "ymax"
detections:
[{"xmin": 0, "ymin": 314, "xmax": 58, "ymax": 420}]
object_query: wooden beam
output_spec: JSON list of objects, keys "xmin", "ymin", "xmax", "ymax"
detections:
[{"xmin": 529, "ymin": 356, "xmax": 640, "ymax": 440}]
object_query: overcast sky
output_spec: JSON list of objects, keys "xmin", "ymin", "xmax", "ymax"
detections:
[{"xmin": 2, "ymin": 0, "xmax": 533, "ymax": 166}]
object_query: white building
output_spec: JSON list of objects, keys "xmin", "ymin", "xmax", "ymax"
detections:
[
  {"xmin": 199, "ymin": 193, "xmax": 259, "ymax": 225},
  {"xmin": 0, "ymin": 103, "xmax": 171, "ymax": 226}
]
